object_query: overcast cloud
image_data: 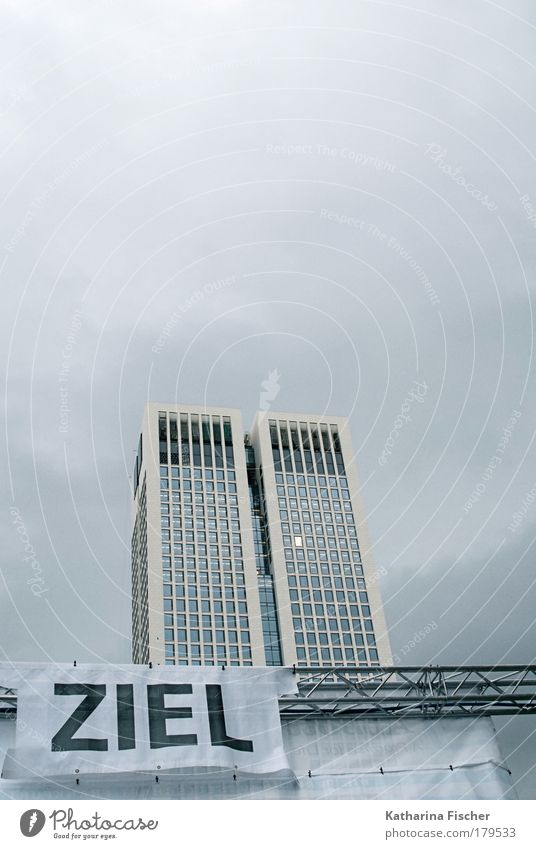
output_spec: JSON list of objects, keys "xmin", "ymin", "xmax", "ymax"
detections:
[{"xmin": 1, "ymin": 0, "xmax": 535, "ymax": 797}]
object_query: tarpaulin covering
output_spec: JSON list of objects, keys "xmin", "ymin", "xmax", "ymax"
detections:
[{"xmin": 0, "ymin": 713, "xmax": 514, "ymax": 799}]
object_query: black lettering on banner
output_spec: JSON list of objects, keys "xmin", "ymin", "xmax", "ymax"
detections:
[
  {"xmin": 147, "ymin": 684, "xmax": 198, "ymax": 749},
  {"xmin": 206, "ymin": 684, "xmax": 254, "ymax": 752},
  {"xmin": 51, "ymin": 684, "xmax": 107, "ymax": 752},
  {"xmin": 116, "ymin": 684, "xmax": 136, "ymax": 750}
]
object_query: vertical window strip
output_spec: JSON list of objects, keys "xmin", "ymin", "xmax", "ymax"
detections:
[
  {"xmin": 158, "ymin": 412, "xmax": 168, "ymax": 464},
  {"xmin": 320, "ymin": 423, "xmax": 336, "ymax": 475},
  {"xmin": 300, "ymin": 422, "xmax": 315, "ymax": 473},
  {"xmin": 169, "ymin": 413, "xmax": 179, "ymax": 465},
  {"xmin": 212, "ymin": 417, "xmax": 224, "ymax": 468},
  {"xmin": 190, "ymin": 414, "xmax": 202, "ymax": 467},
  {"xmin": 331, "ymin": 425, "xmax": 346, "ymax": 474},
  {"xmin": 180, "ymin": 413, "xmax": 190, "ymax": 465},
  {"xmin": 289, "ymin": 421, "xmax": 304, "ymax": 472},
  {"xmin": 223, "ymin": 416, "xmax": 234, "ymax": 468},
  {"xmin": 202, "ymin": 414, "xmax": 213, "ymax": 467}
]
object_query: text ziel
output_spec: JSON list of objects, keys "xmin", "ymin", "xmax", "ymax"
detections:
[{"xmin": 50, "ymin": 683, "xmax": 254, "ymax": 752}]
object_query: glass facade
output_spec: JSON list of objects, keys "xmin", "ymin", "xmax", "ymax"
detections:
[
  {"xmin": 266, "ymin": 418, "xmax": 379, "ymax": 668},
  {"xmin": 139, "ymin": 410, "xmax": 252, "ymax": 667},
  {"xmin": 246, "ymin": 443, "xmax": 282, "ymax": 665}
]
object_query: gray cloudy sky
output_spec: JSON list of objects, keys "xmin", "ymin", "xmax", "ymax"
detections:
[{"xmin": 1, "ymin": 0, "xmax": 536, "ymax": 796}]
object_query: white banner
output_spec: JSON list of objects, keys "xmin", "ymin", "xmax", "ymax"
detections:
[{"xmin": 6, "ymin": 665, "xmax": 296, "ymax": 778}]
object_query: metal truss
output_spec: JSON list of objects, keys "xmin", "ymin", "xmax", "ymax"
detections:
[
  {"xmin": 279, "ymin": 665, "xmax": 536, "ymax": 718},
  {"xmin": 0, "ymin": 686, "xmax": 16, "ymax": 715},
  {"xmin": 1, "ymin": 666, "xmax": 535, "ymax": 719}
]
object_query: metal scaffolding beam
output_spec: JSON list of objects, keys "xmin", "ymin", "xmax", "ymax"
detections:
[
  {"xmin": 279, "ymin": 664, "xmax": 536, "ymax": 718},
  {"xmin": 1, "ymin": 666, "xmax": 535, "ymax": 719}
]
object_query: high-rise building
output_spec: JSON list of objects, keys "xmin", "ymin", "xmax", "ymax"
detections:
[{"xmin": 131, "ymin": 403, "xmax": 391, "ymax": 668}]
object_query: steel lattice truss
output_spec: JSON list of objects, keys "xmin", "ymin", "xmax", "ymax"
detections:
[
  {"xmin": 279, "ymin": 665, "xmax": 536, "ymax": 718},
  {"xmin": 1, "ymin": 666, "xmax": 536, "ymax": 719}
]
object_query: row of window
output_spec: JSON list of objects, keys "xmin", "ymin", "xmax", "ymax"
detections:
[
  {"xmin": 162, "ymin": 542, "xmax": 243, "ymax": 557},
  {"xmin": 161, "ymin": 530, "xmax": 242, "ymax": 548},
  {"xmin": 278, "ymin": 495, "xmax": 354, "ymax": 515},
  {"xmin": 276, "ymin": 484, "xmax": 350, "ymax": 500},
  {"xmin": 296, "ymin": 647, "xmax": 378, "ymax": 663},
  {"xmin": 285, "ymin": 560, "xmax": 364, "ymax": 576},
  {"xmin": 161, "ymin": 513, "xmax": 240, "ymax": 531},
  {"xmin": 160, "ymin": 465, "xmax": 236, "ymax": 481},
  {"xmin": 275, "ymin": 472, "xmax": 349, "ymax": 489},
  {"xmin": 279, "ymin": 507, "xmax": 355, "ymax": 528},
  {"xmin": 167, "ymin": 586, "xmax": 247, "ymax": 605},
  {"xmin": 166, "ymin": 645, "xmax": 252, "ymax": 660},
  {"xmin": 291, "ymin": 604, "xmax": 373, "ymax": 624},
  {"xmin": 294, "ymin": 629, "xmax": 376, "ymax": 647},
  {"xmin": 161, "ymin": 478, "xmax": 238, "ymax": 494},
  {"xmin": 288, "ymin": 573, "xmax": 365, "ymax": 590},
  {"xmin": 163, "ymin": 571, "xmax": 246, "ymax": 586},
  {"xmin": 162, "ymin": 597, "xmax": 249, "ymax": 615},
  {"xmin": 163, "ymin": 557, "xmax": 245, "ymax": 573},
  {"xmin": 165, "ymin": 628, "xmax": 251, "ymax": 643},
  {"xmin": 289, "ymin": 590, "xmax": 369, "ymax": 608},
  {"xmin": 164, "ymin": 613, "xmax": 249, "ymax": 630},
  {"xmin": 284, "ymin": 549, "xmax": 360, "ymax": 565},
  {"xmin": 167, "ymin": 660, "xmax": 253, "ymax": 666},
  {"xmin": 161, "ymin": 490, "xmax": 240, "ymax": 508},
  {"xmin": 161, "ymin": 501, "xmax": 240, "ymax": 521}
]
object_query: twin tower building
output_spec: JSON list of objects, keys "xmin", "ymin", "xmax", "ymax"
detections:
[{"xmin": 131, "ymin": 404, "xmax": 392, "ymax": 669}]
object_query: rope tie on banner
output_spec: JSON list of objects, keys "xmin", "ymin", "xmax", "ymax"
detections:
[
  {"xmin": 73, "ymin": 661, "xmax": 77, "ymax": 667},
  {"xmin": 308, "ymin": 770, "xmax": 312, "ymax": 778},
  {"xmin": 450, "ymin": 765, "xmax": 454, "ymax": 771},
  {"xmin": 148, "ymin": 662, "xmax": 152, "ymax": 669},
  {"xmin": 379, "ymin": 766, "xmax": 384, "ymax": 775}
]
